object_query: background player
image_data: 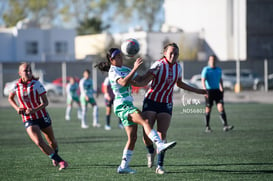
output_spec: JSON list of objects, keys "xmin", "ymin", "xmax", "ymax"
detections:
[
  {"xmin": 79, "ymin": 69, "xmax": 100, "ymax": 129},
  {"xmin": 65, "ymin": 76, "xmax": 82, "ymax": 121},
  {"xmin": 201, "ymin": 55, "xmax": 234, "ymax": 132}
]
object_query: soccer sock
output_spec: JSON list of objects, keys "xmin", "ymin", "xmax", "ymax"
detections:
[
  {"xmin": 120, "ymin": 149, "xmax": 133, "ymax": 169},
  {"xmin": 220, "ymin": 111, "xmax": 228, "ymax": 126},
  {"xmin": 157, "ymin": 151, "xmax": 165, "ymax": 167},
  {"xmin": 55, "ymin": 147, "xmax": 59, "ymax": 154},
  {"xmin": 205, "ymin": 112, "xmax": 210, "ymax": 127},
  {"xmin": 93, "ymin": 105, "xmax": 99, "ymax": 125},
  {"xmin": 81, "ymin": 106, "xmax": 87, "ymax": 125},
  {"xmin": 65, "ymin": 106, "xmax": 71, "ymax": 118},
  {"xmin": 148, "ymin": 129, "xmax": 163, "ymax": 146},
  {"xmin": 146, "ymin": 144, "xmax": 155, "ymax": 154},
  {"xmin": 77, "ymin": 108, "xmax": 82, "ymax": 119},
  {"xmin": 49, "ymin": 153, "xmax": 63, "ymax": 162},
  {"xmin": 106, "ymin": 115, "xmax": 110, "ymax": 126}
]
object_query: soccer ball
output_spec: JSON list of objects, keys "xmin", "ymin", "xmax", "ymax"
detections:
[{"xmin": 121, "ymin": 38, "xmax": 140, "ymax": 57}]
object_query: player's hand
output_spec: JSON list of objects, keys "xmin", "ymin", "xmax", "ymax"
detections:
[
  {"xmin": 25, "ymin": 108, "xmax": 33, "ymax": 115},
  {"xmin": 18, "ymin": 107, "xmax": 25, "ymax": 115},
  {"xmin": 133, "ymin": 57, "xmax": 143, "ymax": 70}
]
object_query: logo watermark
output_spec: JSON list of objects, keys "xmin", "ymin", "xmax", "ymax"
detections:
[{"xmin": 180, "ymin": 94, "xmax": 205, "ymax": 114}]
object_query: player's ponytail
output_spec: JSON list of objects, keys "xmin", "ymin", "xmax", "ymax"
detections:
[{"xmin": 95, "ymin": 48, "xmax": 121, "ymax": 72}]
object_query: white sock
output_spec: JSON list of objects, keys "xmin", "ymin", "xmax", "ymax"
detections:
[
  {"xmin": 93, "ymin": 105, "xmax": 99, "ymax": 125},
  {"xmin": 81, "ymin": 106, "xmax": 87, "ymax": 126},
  {"xmin": 77, "ymin": 108, "xmax": 82, "ymax": 119},
  {"xmin": 148, "ymin": 129, "xmax": 163, "ymax": 147},
  {"xmin": 65, "ymin": 106, "xmax": 71, "ymax": 118},
  {"xmin": 120, "ymin": 149, "xmax": 133, "ymax": 169}
]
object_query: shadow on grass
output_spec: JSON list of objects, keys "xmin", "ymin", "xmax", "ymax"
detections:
[
  {"xmin": 166, "ymin": 162, "xmax": 273, "ymax": 174},
  {"xmin": 58, "ymin": 135, "xmax": 122, "ymax": 144}
]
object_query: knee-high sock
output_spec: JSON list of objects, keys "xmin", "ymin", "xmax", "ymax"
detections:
[
  {"xmin": 93, "ymin": 105, "xmax": 99, "ymax": 125},
  {"xmin": 120, "ymin": 149, "xmax": 133, "ymax": 169},
  {"xmin": 148, "ymin": 129, "xmax": 163, "ymax": 147},
  {"xmin": 220, "ymin": 111, "xmax": 227, "ymax": 126},
  {"xmin": 205, "ymin": 112, "xmax": 210, "ymax": 127},
  {"xmin": 81, "ymin": 106, "xmax": 87, "ymax": 126},
  {"xmin": 65, "ymin": 106, "xmax": 71, "ymax": 118}
]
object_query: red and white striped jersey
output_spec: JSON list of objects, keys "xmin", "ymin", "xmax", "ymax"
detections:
[
  {"xmin": 11, "ymin": 78, "xmax": 47, "ymax": 122},
  {"xmin": 145, "ymin": 57, "xmax": 182, "ymax": 103}
]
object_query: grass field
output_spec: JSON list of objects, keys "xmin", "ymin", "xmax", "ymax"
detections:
[{"xmin": 1, "ymin": 103, "xmax": 273, "ymax": 181}]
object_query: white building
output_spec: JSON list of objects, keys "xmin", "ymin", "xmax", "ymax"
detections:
[
  {"xmin": 164, "ymin": 0, "xmax": 246, "ymax": 61},
  {"xmin": 0, "ymin": 27, "xmax": 76, "ymax": 62}
]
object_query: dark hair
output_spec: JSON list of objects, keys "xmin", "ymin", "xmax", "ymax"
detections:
[
  {"xmin": 209, "ymin": 54, "xmax": 217, "ymax": 61},
  {"xmin": 162, "ymin": 42, "xmax": 179, "ymax": 58},
  {"xmin": 94, "ymin": 48, "xmax": 119, "ymax": 72}
]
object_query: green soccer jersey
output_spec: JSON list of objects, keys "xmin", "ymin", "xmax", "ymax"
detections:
[{"xmin": 108, "ymin": 65, "xmax": 137, "ymax": 109}]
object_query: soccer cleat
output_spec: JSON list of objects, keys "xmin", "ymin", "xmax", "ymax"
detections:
[
  {"xmin": 52, "ymin": 159, "xmax": 58, "ymax": 167},
  {"xmin": 157, "ymin": 141, "xmax": 177, "ymax": 154},
  {"xmin": 223, "ymin": 125, "xmax": 234, "ymax": 132},
  {"xmin": 59, "ymin": 161, "xmax": 68, "ymax": 170},
  {"xmin": 205, "ymin": 126, "xmax": 212, "ymax": 133},
  {"xmin": 117, "ymin": 166, "xmax": 136, "ymax": 174},
  {"xmin": 65, "ymin": 116, "xmax": 70, "ymax": 121},
  {"xmin": 155, "ymin": 166, "xmax": 165, "ymax": 175},
  {"xmin": 118, "ymin": 123, "xmax": 124, "ymax": 129},
  {"xmin": 81, "ymin": 124, "xmax": 89, "ymax": 129},
  {"xmin": 147, "ymin": 152, "xmax": 156, "ymax": 168},
  {"xmin": 104, "ymin": 125, "xmax": 111, "ymax": 130},
  {"xmin": 93, "ymin": 123, "xmax": 101, "ymax": 128}
]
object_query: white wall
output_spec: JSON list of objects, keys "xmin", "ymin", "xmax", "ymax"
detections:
[{"xmin": 164, "ymin": 0, "xmax": 246, "ymax": 60}]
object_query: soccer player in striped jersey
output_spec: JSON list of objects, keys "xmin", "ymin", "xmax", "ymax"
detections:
[
  {"xmin": 79, "ymin": 69, "xmax": 100, "ymax": 129},
  {"xmin": 65, "ymin": 77, "xmax": 82, "ymax": 121},
  {"xmin": 8, "ymin": 62, "xmax": 68, "ymax": 171},
  {"xmin": 95, "ymin": 48, "xmax": 176, "ymax": 174},
  {"xmin": 201, "ymin": 55, "xmax": 234, "ymax": 132},
  {"xmin": 142, "ymin": 43, "xmax": 207, "ymax": 174}
]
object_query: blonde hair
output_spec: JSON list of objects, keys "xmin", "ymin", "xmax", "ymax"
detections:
[{"xmin": 19, "ymin": 62, "xmax": 39, "ymax": 80}]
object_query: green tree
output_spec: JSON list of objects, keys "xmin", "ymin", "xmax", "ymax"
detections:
[{"xmin": 77, "ymin": 17, "xmax": 109, "ymax": 35}]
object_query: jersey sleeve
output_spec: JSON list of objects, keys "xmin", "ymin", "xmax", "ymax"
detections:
[
  {"xmin": 36, "ymin": 81, "xmax": 46, "ymax": 95},
  {"xmin": 201, "ymin": 67, "xmax": 207, "ymax": 79},
  {"xmin": 149, "ymin": 61, "xmax": 161, "ymax": 76}
]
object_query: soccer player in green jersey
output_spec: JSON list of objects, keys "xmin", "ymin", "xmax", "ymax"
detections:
[{"xmin": 95, "ymin": 48, "xmax": 177, "ymax": 174}]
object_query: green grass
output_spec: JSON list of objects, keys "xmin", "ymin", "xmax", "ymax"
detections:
[{"xmin": 1, "ymin": 103, "xmax": 273, "ymax": 181}]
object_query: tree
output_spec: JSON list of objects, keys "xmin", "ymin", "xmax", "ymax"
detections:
[{"xmin": 77, "ymin": 17, "xmax": 110, "ymax": 35}]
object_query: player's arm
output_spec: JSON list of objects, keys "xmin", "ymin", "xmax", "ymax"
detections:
[
  {"xmin": 117, "ymin": 57, "xmax": 143, "ymax": 87},
  {"xmin": 177, "ymin": 78, "xmax": 207, "ymax": 95},
  {"xmin": 25, "ymin": 93, "xmax": 49, "ymax": 115},
  {"xmin": 8, "ymin": 92, "xmax": 25, "ymax": 114},
  {"xmin": 201, "ymin": 77, "xmax": 207, "ymax": 90},
  {"xmin": 219, "ymin": 78, "xmax": 224, "ymax": 92}
]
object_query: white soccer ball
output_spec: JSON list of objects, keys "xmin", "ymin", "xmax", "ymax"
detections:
[{"xmin": 121, "ymin": 38, "xmax": 140, "ymax": 57}]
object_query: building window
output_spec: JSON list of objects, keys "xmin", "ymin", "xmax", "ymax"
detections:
[
  {"xmin": 26, "ymin": 41, "xmax": 38, "ymax": 55},
  {"xmin": 55, "ymin": 41, "xmax": 68, "ymax": 54}
]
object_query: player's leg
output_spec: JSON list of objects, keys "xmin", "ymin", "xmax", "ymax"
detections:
[
  {"xmin": 155, "ymin": 112, "xmax": 172, "ymax": 174},
  {"xmin": 76, "ymin": 98, "xmax": 82, "ymax": 120},
  {"xmin": 129, "ymin": 111, "xmax": 176, "ymax": 154},
  {"xmin": 65, "ymin": 98, "xmax": 72, "ymax": 121},
  {"xmin": 42, "ymin": 125, "xmax": 67, "ymax": 169},
  {"xmin": 91, "ymin": 101, "xmax": 100, "ymax": 127},
  {"xmin": 142, "ymin": 111, "xmax": 157, "ymax": 168},
  {"xmin": 216, "ymin": 91, "xmax": 233, "ymax": 131},
  {"xmin": 104, "ymin": 99, "xmax": 112, "ymax": 130},
  {"xmin": 80, "ymin": 96, "xmax": 89, "ymax": 128},
  {"xmin": 205, "ymin": 91, "xmax": 213, "ymax": 132}
]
